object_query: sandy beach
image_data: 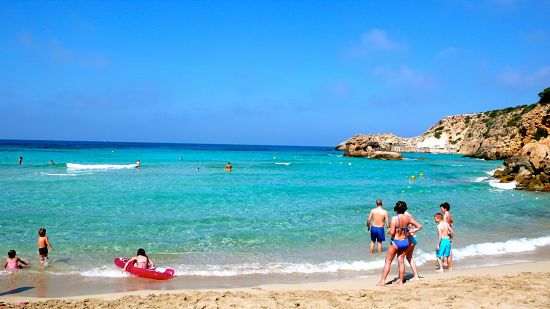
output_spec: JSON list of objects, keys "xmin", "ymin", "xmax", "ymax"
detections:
[{"xmin": 2, "ymin": 260, "xmax": 549, "ymax": 308}]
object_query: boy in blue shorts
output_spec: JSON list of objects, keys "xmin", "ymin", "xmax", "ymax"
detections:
[
  {"xmin": 366, "ymin": 199, "xmax": 389, "ymax": 254},
  {"xmin": 434, "ymin": 213, "xmax": 454, "ymax": 271}
]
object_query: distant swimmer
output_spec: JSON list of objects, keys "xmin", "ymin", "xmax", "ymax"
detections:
[
  {"xmin": 196, "ymin": 167, "xmax": 200, "ymax": 172},
  {"xmin": 225, "ymin": 162, "xmax": 232, "ymax": 171},
  {"xmin": 18, "ymin": 156, "xmax": 23, "ymax": 165},
  {"xmin": 366, "ymin": 199, "xmax": 389, "ymax": 254},
  {"xmin": 135, "ymin": 160, "xmax": 141, "ymax": 168},
  {"xmin": 50, "ymin": 160, "xmax": 55, "ymax": 165}
]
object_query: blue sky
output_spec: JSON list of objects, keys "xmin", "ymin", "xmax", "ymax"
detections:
[{"xmin": 1, "ymin": 0, "xmax": 549, "ymax": 146}]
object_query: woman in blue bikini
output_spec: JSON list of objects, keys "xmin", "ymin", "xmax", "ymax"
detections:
[{"xmin": 377, "ymin": 201, "xmax": 422, "ymax": 286}]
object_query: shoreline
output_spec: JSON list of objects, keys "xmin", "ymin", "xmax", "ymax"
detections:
[{"xmin": 2, "ymin": 259, "xmax": 550, "ymax": 308}]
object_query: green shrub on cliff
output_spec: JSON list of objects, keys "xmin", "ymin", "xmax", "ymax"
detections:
[
  {"xmin": 538, "ymin": 87, "xmax": 550, "ymax": 104},
  {"xmin": 534, "ymin": 128, "xmax": 548, "ymax": 140},
  {"xmin": 506, "ymin": 114, "xmax": 522, "ymax": 127},
  {"xmin": 434, "ymin": 131, "xmax": 442, "ymax": 139}
]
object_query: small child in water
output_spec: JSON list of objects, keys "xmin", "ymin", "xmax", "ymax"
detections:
[
  {"xmin": 37, "ymin": 228, "xmax": 54, "ymax": 264},
  {"xmin": 4, "ymin": 250, "xmax": 29, "ymax": 270},
  {"xmin": 126, "ymin": 248, "xmax": 155, "ymax": 270},
  {"xmin": 434, "ymin": 213, "xmax": 454, "ymax": 271}
]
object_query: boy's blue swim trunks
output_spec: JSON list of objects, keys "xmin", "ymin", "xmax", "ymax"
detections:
[
  {"xmin": 370, "ymin": 226, "xmax": 385, "ymax": 242},
  {"xmin": 437, "ymin": 238, "xmax": 451, "ymax": 258}
]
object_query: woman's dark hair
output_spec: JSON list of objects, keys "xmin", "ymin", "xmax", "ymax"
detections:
[
  {"xmin": 394, "ymin": 201, "xmax": 408, "ymax": 214},
  {"xmin": 137, "ymin": 248, "xmax": 147, "ymax": 257},
  {"xmin": 440, "ymin": 202, "xmax": 451, "ymax": 211},
  {"xmin": 8, "ymin": 250, "xmax": 16, "ymax": 258}
]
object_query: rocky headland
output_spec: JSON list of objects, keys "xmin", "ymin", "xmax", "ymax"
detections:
[{"xmin": 336, "ymin": 88, "xmax": 550, "ymax": 191}]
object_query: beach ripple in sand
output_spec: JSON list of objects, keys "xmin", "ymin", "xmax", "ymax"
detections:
[{"xmin": 9, "ymin": 272, "xmax": 550, "ymax": 309}]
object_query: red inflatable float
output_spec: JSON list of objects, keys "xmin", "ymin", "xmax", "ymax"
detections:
[{"xmin": 114, "ymin": 257, "xmax": 175, "ymax": 280}]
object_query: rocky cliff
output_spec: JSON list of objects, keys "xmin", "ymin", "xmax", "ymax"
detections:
[
  {"xmin": 336, "ymin": 99, "xmax": 550, "ymax": 191},
  {"xmin": 415, "ymin": 102, "xmax": 549, "ymax": 160},
  {"xmin": 335, "ymin": 134, "xmax": 403, "ymax": 160}
]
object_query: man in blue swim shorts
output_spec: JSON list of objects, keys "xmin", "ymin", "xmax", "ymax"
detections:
[{"xmin": 366, "ymin": 199, "xmax": 389, "ymax": 254}]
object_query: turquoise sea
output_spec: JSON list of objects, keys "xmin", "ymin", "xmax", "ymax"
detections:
[{"xmin": 1, "ymin": 140, "xmax": 549, "ymax": 280}]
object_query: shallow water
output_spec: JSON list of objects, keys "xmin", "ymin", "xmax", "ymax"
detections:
[{"xmin": 0, "ymin": 140, "xmax": 549, "ymax": 279}]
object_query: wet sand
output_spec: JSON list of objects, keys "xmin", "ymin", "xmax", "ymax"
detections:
[{"xmin": 1, "ymin": 260, "xmax": 549, "ymax": 308}]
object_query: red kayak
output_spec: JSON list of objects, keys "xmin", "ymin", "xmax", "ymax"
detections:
[{"xmin": 114, "ymin": 257, "xmax": 175, "ymax": 280}]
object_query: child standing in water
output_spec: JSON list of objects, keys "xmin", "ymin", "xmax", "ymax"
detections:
[
  {"xmin": 440, "ymin": 202, "xmax": 454, "ymax": 267},
  {"xmin": 434, "ymin": 213, "xmax": 454, "ymax": 271},
  {"xmin": 4, "ymin": 250, "xmax": 29, "ymax": 270},
  {"xmin": 38, "ymin": 228, "xmax": 54, "ymax": 264}
]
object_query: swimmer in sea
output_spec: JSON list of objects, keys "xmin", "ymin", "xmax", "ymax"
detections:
[
  {"xmin": 135, "ymin": 160, "xmax": 140, "ymax": 168},
  {"xmin": 18, "ymin": 156, "xmax": 23, "ymax": 165},
  {"xmin": 50, "ymin": 160, "xmax": 55, "ymax": 165},
  {"xmin": 225, "ymin": 162, "xmax": 232, "ymax": 171}
]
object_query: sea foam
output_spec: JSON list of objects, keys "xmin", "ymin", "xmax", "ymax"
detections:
[
  {"xmin": 489, "ymin": 180, "xmax": 516, "ymax": 190},
  {"xmin": 67, "ymin": 163, "xmax": 136, "ymax": 170},
  {"xmin": 89, "ymin": 236, "xmax": 549, "ymax": 277}
]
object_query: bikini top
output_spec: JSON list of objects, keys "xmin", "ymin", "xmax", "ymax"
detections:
[{"xmin": 396, "ymin": 214, "xmax": 411, "ymax": 235}]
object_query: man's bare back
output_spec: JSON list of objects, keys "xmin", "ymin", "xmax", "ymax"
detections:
[{"xmin": 370, "ymin": 207, "xmax": 388, "ymax": 228}]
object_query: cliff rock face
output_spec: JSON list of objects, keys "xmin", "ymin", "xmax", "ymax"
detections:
[
  {"xmin": 414, "ymin": 103, "xmax": 549, "ymax": 159},
  {"xmin": 336, "ymin": 101, "xmax": 550, "ymax": 191},
  {"xmin": 493, "ymin": 140, "xmax": 550, "ymax": 191}
]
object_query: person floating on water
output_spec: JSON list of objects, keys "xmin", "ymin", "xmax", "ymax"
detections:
[
  {"xmin": 50, "ymin": 160, "xmax": 55, "ymax": 165},
  {"xmin": 366, "ymin": 199, "xmax": 389, "ymax": 254},
  {"xmin": 125, "ymin": 248, "xmax": 155, "ymax": 270},
  {"xmin": 18, "ymin": 156, "xmax": 23, "ymax": 165},
  {"xmin": 225, "ymin": 162, "xmax": 232, "ymax": 171},
  {"xmin": 135, "ymin": 160, "xmax": 140, "ymax": 168},
  {"xmin": 4, "ymin": 250, "xmax": 29, "ymax": 270},
  {"xmin": 37, "ymin": 228, "xmax": 54, "ymax": 265}
]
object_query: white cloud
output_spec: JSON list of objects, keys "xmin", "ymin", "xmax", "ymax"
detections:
[
  {"xmin": 523, "ymin": 30, "xmax": 549, "ymax": 44},
  {"xmin": 372, "ymin": 65, "xmax": 436, "ymax": 91},
  {"xmin": 496, "ymin": 66, "xmax": 550, "ymax": 87},
  {"xmin": 361, "ymin": 28, "xmax": 401, "ymax": 51},
  {"xmin": 348, "ymin": 28, "xmax": 405, "ymax": 58},
  {"xmin": 436, "ymin": 46, "xmax": 462, "ymax": 59},
  {"xmin": 18, "ymin": 32, "xmax": 108, "ymax": 69}
]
